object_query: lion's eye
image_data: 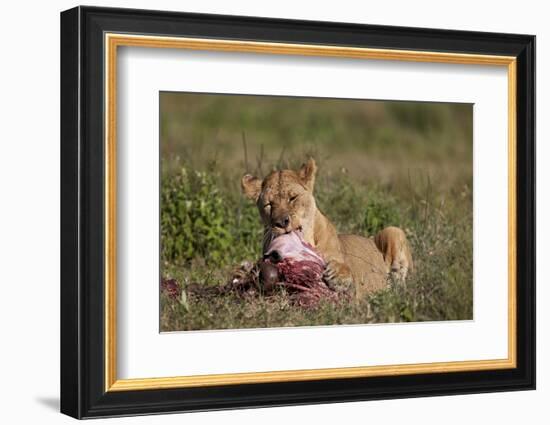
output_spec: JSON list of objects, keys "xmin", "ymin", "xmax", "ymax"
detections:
[{"xmin": 289, "ymin": 195, "xmax": 298, "ymax": 203}]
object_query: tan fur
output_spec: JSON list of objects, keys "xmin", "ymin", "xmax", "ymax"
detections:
[
  {"xmin": 241, "ymin": 159, "xmax": 413, "ymax": 296},
  {"xmin": 374, "ymin": 226, "xmax": 414, "ymax": 282}
]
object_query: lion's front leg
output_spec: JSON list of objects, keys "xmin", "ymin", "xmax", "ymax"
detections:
[{"xmin": 323, "ymin": 259, "xmax": 353, "ymax": 293}]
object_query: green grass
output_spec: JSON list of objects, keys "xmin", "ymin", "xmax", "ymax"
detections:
[{"xmin": 159, "ymin": 93, "xmax": 473, "ymax": 331}]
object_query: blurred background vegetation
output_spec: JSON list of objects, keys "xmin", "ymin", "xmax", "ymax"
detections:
[{"xmin": 160, "ymin": 92, "xmax": 473, "ymax": 331}]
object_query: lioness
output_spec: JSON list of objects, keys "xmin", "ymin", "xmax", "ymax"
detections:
[{"xmin": 241, "ymin": 158, "xmax": 413, "ymax": 296}]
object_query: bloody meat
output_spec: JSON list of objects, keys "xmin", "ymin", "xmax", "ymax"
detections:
[{"xmin": 262, "ymin": 232, "xmax": 339, "ymax": 306}]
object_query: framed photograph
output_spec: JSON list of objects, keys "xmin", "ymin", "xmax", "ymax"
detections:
[{"xmin": 60, "ymin": 6, "xmax": 535, "ymax": 419}]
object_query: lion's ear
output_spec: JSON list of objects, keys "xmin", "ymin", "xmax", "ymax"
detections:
[
  {"xmin": 241, "ymin": 174, "xmax": 262, "ymax": 201},
  {"xmin": 299, "ymin": 158, "xmax": 317, "ymax": 191}
]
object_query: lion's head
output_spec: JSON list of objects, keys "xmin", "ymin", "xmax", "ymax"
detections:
[{"xmin": 241, "ymin": 158, "xmax": 318, "ymax": 251}]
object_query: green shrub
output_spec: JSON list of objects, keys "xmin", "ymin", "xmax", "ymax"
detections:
[
  {"xmin": 232, "ymin": 198, "xmax": 264, "ymax": 261},
  {"xmin": 161, "ymin": 167, "xmax": 263, "ymax": 267},
  {"xmin": 362, "ymin": 193, "xmax": 401, "ymax": 235},
  {"xmin": 315, "ymin": 174, "xmax": 366, "ymax": 234},
  {"xmin": 315, "ymin": 173, "xmax": 402, "ymax": 236},
  {"xmin": 161, "ymin": 168, "xmax": 232, "ymax": 264}
]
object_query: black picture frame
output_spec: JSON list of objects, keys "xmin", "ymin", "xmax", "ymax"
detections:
[{"xmin": 61, "ymin": 5, "xmax": 535, "ymax": 419}]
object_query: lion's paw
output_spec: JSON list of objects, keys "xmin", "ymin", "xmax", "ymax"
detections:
[{"xmin": 323, "ymin": 260, "xmax": 353, "ymax": 293}]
